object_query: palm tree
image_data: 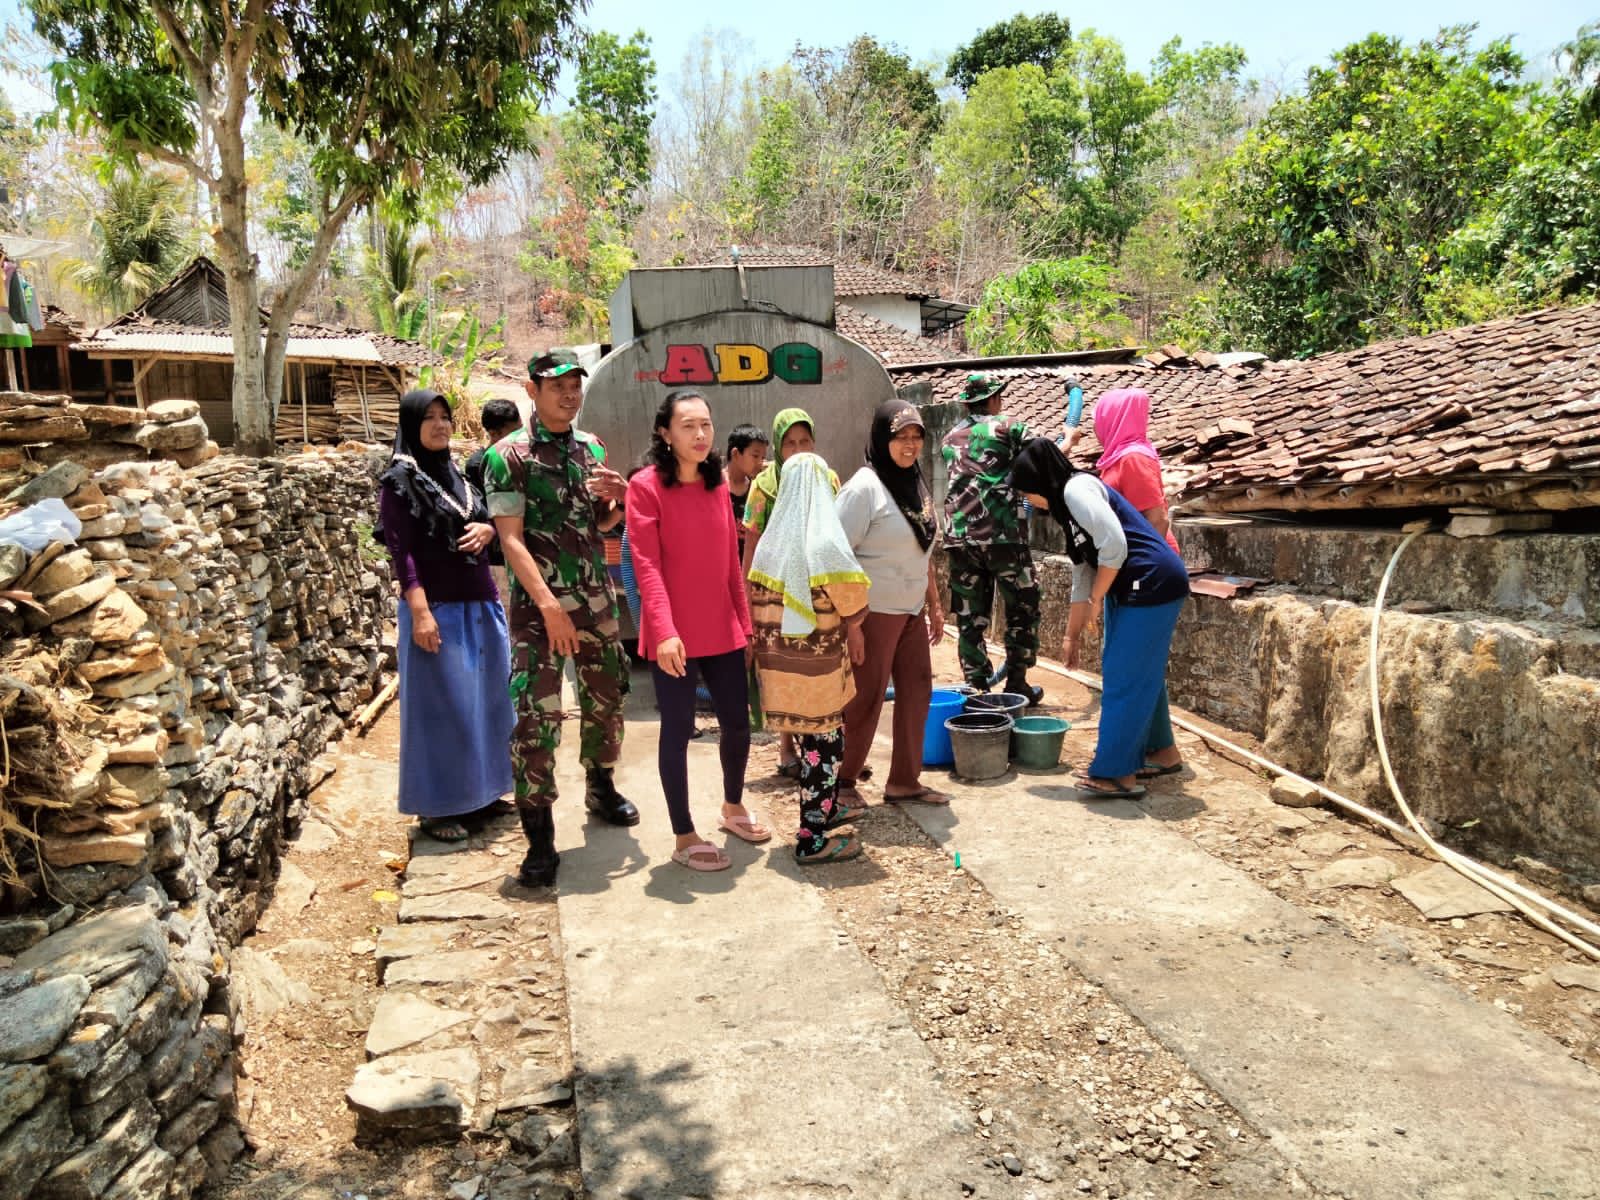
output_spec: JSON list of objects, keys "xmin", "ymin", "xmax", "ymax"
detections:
[
  {"xmin": 360, "ymin": 213, "xmax": 432, "ymax": 336},
  {"xmin": 58, "ymin": 170, "xmax": 195, "ymax": 314}
]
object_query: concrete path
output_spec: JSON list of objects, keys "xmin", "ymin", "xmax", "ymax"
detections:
[
  {"xmin": 902, "ymin": 767, "xmax": 1600, "ymax": 1200},
  {"xmin": 553, "ymin": 684, "xmax": 976, "ymax": 1200}
]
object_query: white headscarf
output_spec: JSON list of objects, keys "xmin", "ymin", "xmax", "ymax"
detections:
[{"xmin": 749, "ymin": 452, "xmax": 869, "ymax": 636}]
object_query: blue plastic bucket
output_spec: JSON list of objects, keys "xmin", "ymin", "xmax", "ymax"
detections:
[{"xmin": 923, "ymin": 687, "xmax": 968, "ymax": 766}]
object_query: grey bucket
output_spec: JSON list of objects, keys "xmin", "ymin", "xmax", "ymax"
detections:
[{"xmin": 945, "ymin": 711, "xmax": 1014, "ymax": 781}]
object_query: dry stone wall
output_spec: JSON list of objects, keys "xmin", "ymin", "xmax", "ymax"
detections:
[
  {"xmin": 1007, "ymin": 523, "xmax": 1600, "ymax": 898},
  {"xmin": 1, "ymin": 447, "xmax": 389, "ymax": 1200}
]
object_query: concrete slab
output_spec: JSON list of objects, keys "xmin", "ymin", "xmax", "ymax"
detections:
[
  {"xmin": 903, "ymin": 780, "xmax": 1600, "ymax": 1200},
  {"xmin": 556, "ymin": 680, "xmax": 976, "ymax": 1200}
]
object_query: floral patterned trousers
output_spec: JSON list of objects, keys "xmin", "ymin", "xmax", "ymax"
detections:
[{"xmin": 795, "ymin": 729, "xmax": 845, "ymax": 856}]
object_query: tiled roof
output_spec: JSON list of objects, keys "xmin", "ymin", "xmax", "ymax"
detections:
[
  {"xmin": 835, "ymin": 304, "xmax": 955, "ymax": 365},
  {"xmin": 698, "ymin": 245, "xmax": 933, "ymax": 299},
  {"xmin": 1167, "ymin": 303, "xmax": 1600, "ymax": 496},
  {"xmin": 898, "ymin": 303, "xmax": 1600, "ymax": 509},
  {"xmin": 892, "ymin": 357, "xmax": 1254, "ymax": 462}
]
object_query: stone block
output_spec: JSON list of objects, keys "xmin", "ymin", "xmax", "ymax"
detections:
[
  {"xmin": 51, "ymin": 588, "xmax": 148, "ymax": 642},
  {"xmin": 37, "ymin": 570, "xmax": 116, "ymax": 623},
  {"xmin": 0, "ymin": 974, "xmax": 91, "ymax": 1063},
  {"xmin": 40, "ymin": 831, "xmax": 152, "ymax": 868},
  {"xmin": 75, "ymin": 643, "xmax": 167, "ymax": 683},
  {"xmin": 4, "ymin": 459, "xmax": 88, "ymax": 506},
  {"xmin": 0, "ymin": 412, "xmax": 88, "ymax": 444},
  {"xmin": 27, "ymin": 548, "xmax": 94, "ymax": 596},
  {"xmin": 92, "ymin": 660, "xmax": 177, "ymax": 699},
  {"xmin": 69, "ymin": 405, "xmax": 148, "ymax": 429},
  {"xmin": 46, "ymin": 1024, "xmax": 115, "ymax": 1083},
  {"xmin": 101, "ymin": 1145, "xmax": 175, "ymax": 1200},
  {"xmin": 1303, "ymin": 856, "xmax": 1401, "ymax": 891},
  {"xmin": 145, "ymin": 399, "xmax": 200, "ymax": 424},
  {"xmin": 105, "ymin": 764, "xmax": 168, "ymax": 807},
  {"xmin": 346, "ymin": 1046, "xmax": 480, "ymax": 1142},
  {"xmin": 365, "ymin": 994, "xmax": 472, "ymax": 1058},
  {"xmin": 35, "ymin": 1097, "xmax": 157, "ymax": 1200},
  {"xmin": 155, "ymin": 1098, "xmax": 219, "ymax": 1157},
  {"xmin": 150, "ymin": 1016, "xmax": 230, "ymax": 1115},
  {"xmin": 106, "ymin": 730, "xmax": 169, "ymax": 765},
  {"xmin": 0, "ymin": 1096, "xmax": 77, "ymax": 1200},
  {"xmin": 0, "ymin": 1063, "xmax": 49, "ymax": 1138},
  {"xmin": 0, "ymin": 542, "xmax": 24, "ymax": 588},
  {"xmin": 131, "ymin": 416, "xmax": 206, "ymax": 453},
  {"xmin": 0, "ymin": 918, "xmax": 49, "ymax": 957},
  {"xmin": 14, "ymin": 905, "xmax": 166, "ymax": 988},
  {"xmin": 1269, "ymin": 775, "xmax": 1322, "ymax": 808}
]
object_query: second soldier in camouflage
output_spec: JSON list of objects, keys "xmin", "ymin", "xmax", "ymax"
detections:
[{"xmin": 940, "ymin": 372, "xmax": 1044, "ymax": 703}]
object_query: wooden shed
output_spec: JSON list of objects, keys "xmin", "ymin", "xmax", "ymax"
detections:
[{"xmin": 74, "ymin": 256, "xmax": 438, "ymax": 446}]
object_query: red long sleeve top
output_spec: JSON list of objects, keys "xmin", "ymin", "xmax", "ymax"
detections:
[{"xmin": 625, "ymin": 468, "xmax": 753, "ymax": 660}]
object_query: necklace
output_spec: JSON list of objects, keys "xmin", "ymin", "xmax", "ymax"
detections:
[{"xmin": 392, "ymin": 453, "xmax": 472, "ymax": 521}]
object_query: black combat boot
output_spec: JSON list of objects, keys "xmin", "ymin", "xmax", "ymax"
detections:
[
  {"xmin": 517, "ymin": 807, "xmax": 559, "ymax": 888},
  {"xmin": 1005, "ymin": 670, "xmax": 1045, "ymax": 707},
  {"xmin": 584, "ymin": 767, "xmax": 640, "ymax": 826}
]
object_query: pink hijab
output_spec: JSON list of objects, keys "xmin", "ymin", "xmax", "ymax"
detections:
[{"xmin": 1093, "ymin": 388, "xmax": 1161, "ymax": 472}]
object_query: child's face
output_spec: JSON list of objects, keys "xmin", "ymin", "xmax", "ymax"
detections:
[
  {"xmin": 779, "ymin": 422, "xmax": 815, "ymax": 461},
  {"xmin": 730, "ymin": 442, "xmax": 768, "ymax": 476}
]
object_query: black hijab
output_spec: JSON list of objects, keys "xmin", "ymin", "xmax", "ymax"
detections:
[
  {"xmin": 1008, "ymin": 437, "xmax": 1096, "ymax": 565},
  {"xmin": 866, "ymin": 399, "xmax": 937, "ymax": 551},
  {"xmin": 378, "ymin": 388, "xmax": 488, "ymax": 554}
]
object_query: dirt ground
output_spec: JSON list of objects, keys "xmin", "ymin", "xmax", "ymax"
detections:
[
  {"xmin": 209, "ymin": 713, "xmax": 579, "ymax": 1200},
  {"xmin": 209, "ymin": 659, "xmax": 1599, "ymax": 1199}
]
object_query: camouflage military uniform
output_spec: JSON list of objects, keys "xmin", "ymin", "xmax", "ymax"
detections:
[
  {"xmin": 941, "ymin": 413, "xmax": 1041, "ymax": 689},
  {"xmin": 483, "ymin": 419, "xmax": 628, "ymax": 809}
]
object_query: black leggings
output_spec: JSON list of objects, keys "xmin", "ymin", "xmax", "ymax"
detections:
[{"xmin": 650, "ymin": 648, "xmax": 751, "ymax": 836}]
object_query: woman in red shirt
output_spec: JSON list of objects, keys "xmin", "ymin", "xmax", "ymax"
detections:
[
  {"xmin": 1090, "ymin": 387, "xmax": 1185, "ymax": 778},
  {"xmin": 626, "ymin": 389, "xmax": 770, "ymax": 871}
]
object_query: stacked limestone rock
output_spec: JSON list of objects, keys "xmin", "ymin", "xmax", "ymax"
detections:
[
  {"xmin": 0, "ymin": 392, "xmax": 220, "ymax": 486},
  {"xmin": 1, "ymin": 447, "xmax": 389, "ymax": 1200}
]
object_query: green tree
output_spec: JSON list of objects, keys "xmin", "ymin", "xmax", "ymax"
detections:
[
  {"xmin": 1181, "ymin": 27, "xmax": 1532, "ymax": 356},
  {"xmin": 965, "ymin": 256, "xmax": 1132, "ymax": 352},
  {"xmin": 574, "ymin": 30, "xmax": 658, "ymax": 222},
  {"xmin": 29, "ymin": 0, "xmax": 581, "ymax": 454},
  {"xmin": 0, "ymin": 95, "xmax": 41, "ymax": 225},
  {"xmin": 57, "ymin": 167, "xmax": 195, "ymax": 311},
  {"xmin": 948, "ymin": 13, "xmax": 1072, "ymax": 93}
]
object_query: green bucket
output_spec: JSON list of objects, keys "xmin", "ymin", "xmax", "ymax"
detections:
[{"xmin": 1012, "ymin": 715, "xmax": 1070, "ymax": 769}]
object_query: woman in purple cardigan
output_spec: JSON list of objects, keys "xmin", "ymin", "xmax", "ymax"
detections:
[{"xmin": 377, "ymin": 389, "xmax": 515, "ymax": 841}]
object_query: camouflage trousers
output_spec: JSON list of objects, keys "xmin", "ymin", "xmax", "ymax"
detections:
[
  {"xmin": 509, "ymin": 618, "xmax": 630, "ymax": 809},
  {"xmin": 946, "ymin": 544, "xmax": 1040, "ymax": 688}
]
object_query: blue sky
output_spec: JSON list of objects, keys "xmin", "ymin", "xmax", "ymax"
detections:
[
  {"xmin": 2, "ymin": 0, "xmax": 1592, "ymax": 113},
  {"xmin": 582, "ymin": 0, "xmax": 1591, "ymax": 94}
]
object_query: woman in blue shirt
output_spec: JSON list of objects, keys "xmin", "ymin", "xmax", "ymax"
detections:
[{"xmin": 1009, "ymin": 438, "xmax": 1189, "ymax": 800}]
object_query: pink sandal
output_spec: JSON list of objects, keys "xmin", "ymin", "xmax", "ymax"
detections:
[
  {"xmin": 671, "ymin": 842, "xmax": 731, "ymax": 872},
  {"xmin": 717, "ymin": 812, "xmax": 772, "ymax": 844}
]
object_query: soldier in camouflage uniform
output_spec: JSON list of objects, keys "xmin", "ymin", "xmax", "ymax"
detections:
[
  {"xmin": 940, "ymin": 373, "xmax": 1044, "ymax": 704},
  {"xmin": 484, "ymin": 350, "xmax": 638, "ymax": 888}
]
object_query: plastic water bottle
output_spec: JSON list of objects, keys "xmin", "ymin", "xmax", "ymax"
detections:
[{"xmin": 1064, "ymin": 379, "xmax": 1084, "ymax": 435}]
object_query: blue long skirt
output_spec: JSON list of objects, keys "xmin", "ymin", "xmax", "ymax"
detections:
[
  {"xmin": 397, "ymin": 599, "xmax": 515, "ymax": 817},
  {"xmin": 1088, "ymin": 596, "xmax": 1185, "ymax": 780}
]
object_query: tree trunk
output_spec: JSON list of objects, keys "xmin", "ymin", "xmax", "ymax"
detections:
[{"xmin": 212, "ymin": 128, "xmax": 273, "ymax": 455}]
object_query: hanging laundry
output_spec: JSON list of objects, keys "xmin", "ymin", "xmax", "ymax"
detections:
[{"xmin": 18, "ymin": 273, "xmax": 42, "ymax": 331}]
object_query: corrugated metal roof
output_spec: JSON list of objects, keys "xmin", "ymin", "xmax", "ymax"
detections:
[{"xmin": 79, "ymin": 327, "xmax": 384, "ymax": 363}]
